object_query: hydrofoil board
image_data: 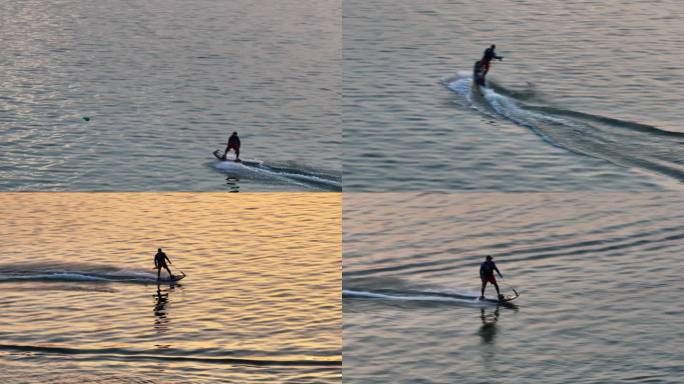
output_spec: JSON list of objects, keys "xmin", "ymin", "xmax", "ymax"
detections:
[
  {"xmin": 159, "ymin": 271, "xmax": 186, "ymax": 283},
  {"xmin": 483, "ymin": 289, "xmax": 519, "ymax": 303},
  {"xmin": 213, "ymin": 150, "xmax": 242, "ymax": 163}
]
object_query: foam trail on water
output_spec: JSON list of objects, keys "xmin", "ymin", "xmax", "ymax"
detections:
[
  {"xmin": 443, "ymin": 71, "xmax": 684, "ymax": 183},
  {"xmin": 0, "ymin": 264, "xmax": 176, "ymax": 284},
  {"xmin": 212, "ymin": 159, "xmax": 341, "ymax": 191},
  {"xmin": 0, "ymin": 273, "xmax": 111, "ymax": 282},
  {"xmin": 343, "ymin": 289, "xmax": 496, "ymax": 306},
  {"xmin": 443, "ymin": 73, "xmax": 561, "ymax": 148}
]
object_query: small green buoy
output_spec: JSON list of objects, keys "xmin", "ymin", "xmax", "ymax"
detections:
[{"xmin": 82, "ymin": 116, "xmax": 91, "ymax": 122}]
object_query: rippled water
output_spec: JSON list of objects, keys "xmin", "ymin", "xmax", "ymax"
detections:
[
  {"xmin": 343, "ymin": 0, "xmax": 684, "ymax": 191},
  {"xmin": 343, "ymin": 193, "xmax": 684, "ymax": 383},
  {"xmin": 0, "ymin": 0, "xmax": 340, "ymax": 191},
  {"xmin": 0, "ymin": 193, "xmax": 341, "ymax": 383}
]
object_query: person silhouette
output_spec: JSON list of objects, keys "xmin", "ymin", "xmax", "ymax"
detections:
[
  {"xmin": 154, "ymin": 248, "xmax": 174, "ymax": 280},
  {"xmin": 479, "ymin": 255, "xmax": 503, "ymax": 300},
  {"xmin": 222, "ymin": 131, "xmax": 241, "ymax": 161}
]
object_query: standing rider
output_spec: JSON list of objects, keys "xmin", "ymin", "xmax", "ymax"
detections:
[
  {"xmin": 480, "ymin": 44, "xmax": 503, "ymax": 78},
  {"xmin": 222, "ymin": 131, "xmax": 241, "ymax": 161},
  {"xmin": 479, "ymin": 255, "xmax": 503, "ymax": 300},
  {"xmin": 154, "ymin": 248, "xmax": 174, "ymax": 280}
]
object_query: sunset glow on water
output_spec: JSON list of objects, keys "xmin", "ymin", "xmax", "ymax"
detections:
[{"xmin": 0, "ymin": 193, "xmax": 341, "ymax": 383}]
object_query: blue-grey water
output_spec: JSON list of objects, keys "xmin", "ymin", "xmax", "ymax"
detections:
[
  {"xmin": 343, "ymin": 0, "xmax": 684, "ymax": 191},
  {"xmin": 0, "ymin": 193, "xmax": 341, "ymax": 383},
  {"xmin": 0, "ymin": 0, "xmax": 340, "ymax": 191},
  {"xmin": 343, "ymin": 193, "xmax": 684, "ymax": 383}
]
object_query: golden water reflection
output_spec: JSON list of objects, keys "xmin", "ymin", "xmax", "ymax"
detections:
[{"xmin": 0, "ymin": 193, "xmax": 341, "ymax": 379}]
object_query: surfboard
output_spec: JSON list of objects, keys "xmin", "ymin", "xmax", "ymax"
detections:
[
  {"xmin": 483, "ymin": 290, "xmax": 519, "ymax": 303},
  {"xmin": 159, "ymin": 272, "xmax": 185, "ymax": 283},
  {"xmin": 213, "ymin": 150, "xmax": 242, "ymax": 163}
]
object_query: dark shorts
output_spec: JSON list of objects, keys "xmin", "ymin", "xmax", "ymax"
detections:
[
  {"xmin": 156, "ymin": 262, "xmax": 168, "ymax": 269},
  {"xmin": 482, "ymin": 275, "xmax": 497, "ymax": 284},
  {"xmin": 228, "ymin": 143, "xmax": 240, "ymax": 150}
]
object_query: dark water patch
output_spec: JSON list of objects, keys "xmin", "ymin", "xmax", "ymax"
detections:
[
  {"xmin": 0, "ymin": 344, "xmax": 341, "ymax": 367},
  {"xmin": 526, "ymin": 106, "xmax": 684, "ymax": 139},
  {"xmin": 345, "ymin": 221, "xmax": 684, "ymax": 277},
  {"xmin": 487, "ymin": 80, "xmax": 541, "ymax": 101},
  {"xmin": 2, "ymin": 282, "xmax": 118, "ymax": 293},
  {"xmin": 344, "ymin": 228, "xmax": 684, "ymax": 279}
]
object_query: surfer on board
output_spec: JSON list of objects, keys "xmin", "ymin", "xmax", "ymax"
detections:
[
  {"xmin": 154, "ymin": 248, "xmax": 174, "ymax": 280},
  {"xmin": 221, "ymin": 131, "xmax": 241, "ymax": 161},
  {"xmin": 480, "ymin": 44, "xmax": 503, "ymax": 81},
  {"xmin": 479, "ymin": 255, "xmax": 503, "ymax": 300}
]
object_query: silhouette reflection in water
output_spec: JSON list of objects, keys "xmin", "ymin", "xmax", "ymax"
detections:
[
  {"xmin": 478, "ymin": 307, "xmax": 499, "ymax": 344},
  {"xmin": 153, "ymin": 283, "xmax": 180, "ymax": 347},
  {"xmin": 225, "ymin": 176, "xmax": 240, "ymax": 192}
]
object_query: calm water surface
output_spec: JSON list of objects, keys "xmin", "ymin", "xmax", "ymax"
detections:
[
  {"xmin": 0, "ymin": 193, "xmax": 341, "ymax": 383},
  {"xmin": 344, "ymin": 193, "xmax": 684, "ymax": 383},
  {"xmin": 0, "ymin": 0, "xmax": 340, "ymax": 191},
  {"xmin": 344, "ymin": 0, "xmax": 684, "ymax": 190}
]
